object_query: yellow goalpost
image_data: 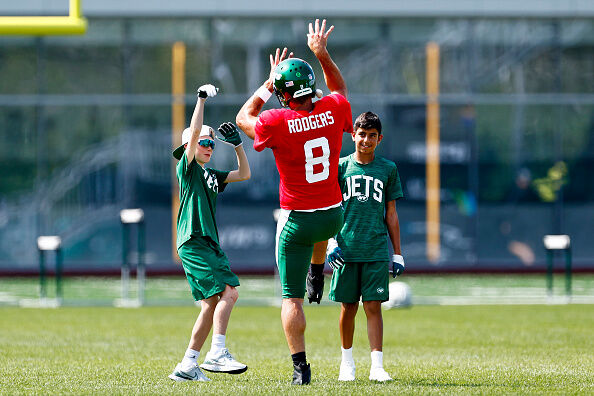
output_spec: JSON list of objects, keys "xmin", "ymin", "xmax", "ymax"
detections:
[{"xmin": 0, "ymin": 0, "xmax": 87, "ymax": 35}]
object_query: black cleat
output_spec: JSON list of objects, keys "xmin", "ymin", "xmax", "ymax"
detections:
[
  {"xmin": 292, "ymin": 362, "xmax": 311, "ymax": 385},
  {"xmin": 306, "ymin": 268, "xmax": 324, "ymax": 304}
]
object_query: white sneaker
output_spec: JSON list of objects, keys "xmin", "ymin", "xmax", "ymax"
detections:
[
  {"xmin": 168, "ymin": 363, "xmax": 210, "ymax": 382},
  {"xmin": 200, "ymin": 348, "xmax": 248, "ymax": 374},
  {"xmin": 369, "ymin": 367, "xmax": 392, "ymax": 382},
  {"xmin": 338, "ymin": 360, "xmax": 356, "ymax": 381}
]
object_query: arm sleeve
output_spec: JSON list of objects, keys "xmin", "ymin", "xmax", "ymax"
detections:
[
  {"xmin": 330, "ymin": 93, "xmax": 354, "ymax": 134},
  {"xmin": 253, "ymin": 110, "xmax": 276, "ymax": 152},
  {"xmin": 386, "ymin": 164, "xmax": 404, "ymax": 202},
  {"xmin": 177, "ymin": 154, "xmax": 195, "ymax": 189}
]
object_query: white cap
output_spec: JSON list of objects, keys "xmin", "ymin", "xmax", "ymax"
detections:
[
  {"xmin": 181, "ymin": 125, "xmax": 214, "ymax": 145},
  {"xmin": 174, "ymin": 125, "xmax": 215, "ymax": 160}
]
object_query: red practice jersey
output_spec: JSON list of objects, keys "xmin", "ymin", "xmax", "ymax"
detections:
[{"xmin": 254, "ymin": 93, "xmax": 353, "ymax": 210}]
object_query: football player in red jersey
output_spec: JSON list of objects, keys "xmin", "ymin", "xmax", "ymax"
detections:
[{"xmin": 236, "ymin": 19, "xmax": 352, "ymax": 385}]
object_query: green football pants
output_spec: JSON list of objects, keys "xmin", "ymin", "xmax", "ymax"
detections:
[{"xmin": 275, "ymin": 206, "xmax": 343, "ymax": 298}]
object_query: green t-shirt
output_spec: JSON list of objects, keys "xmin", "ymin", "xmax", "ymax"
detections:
[
  {"xmin": 337, "ymin": 153, "xmax": 403, "ymax": 262},
  {"xmin": 176, "ymin": 154, "xmax": 230, "ymax": 249}
]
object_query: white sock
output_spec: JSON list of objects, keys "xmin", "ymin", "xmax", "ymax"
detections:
[
  {"xmin": 370, "ymin": 350, "xmax": 383, "ymax": 369},
  {"xmin": 181, "ymin": 348, "xmax": 200, "ymax": 370},
  {"xmin": 210, "ymin": 334, "xmax": 226, "ymax": 354},
  {"xmin": 341, "ymin": 347, "xmax": 355, "ymax": 365}
]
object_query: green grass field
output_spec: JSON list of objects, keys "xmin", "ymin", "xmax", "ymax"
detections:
[
  {"xmin": 1, "ymin": 304, "xmax": 593, "ymax": 395},
  {"xmin": 2, "ymin": 274, "xmax": 594, "ymax": 306},
  {"xmin": 1, "ymin": 275, "xmax": 593, "ymax": 394}
]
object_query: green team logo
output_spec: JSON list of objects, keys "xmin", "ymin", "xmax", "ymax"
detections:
[
  {"xmin": 296, "ymin": 71, "xmax": 301, "ymax": 77},
  {"xmin": 377, "ymin": 287, "xmax": 385, "ymax": 294}
]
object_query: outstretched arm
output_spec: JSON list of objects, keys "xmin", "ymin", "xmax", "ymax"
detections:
[
  {"xmin": 225, "ymin": 145, "xmax": 251, "ymax": 183},
  {"xmin": 236, "ymin": 47, "xmax": 293, "ymax": 140},
  {"xmin": 307, "ymin": 19, "xmax": 347, "ymax": 98},
  {"xmin": 185, "ymin": 84, "xmax": 217, "ymax": 162},
  {"xmin": 216, "ymin": 122, "xmax": 251, "ymax": 183},
  {"xmin": 185, "ymin": 97, "xmax": 206, "ymax": 163}
]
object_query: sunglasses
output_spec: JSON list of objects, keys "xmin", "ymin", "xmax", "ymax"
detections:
[{"xmin": 198, "ymin": 139, "xmax": 215, "ymax": 149}]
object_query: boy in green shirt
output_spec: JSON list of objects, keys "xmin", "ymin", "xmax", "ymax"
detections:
[
  {"xmin": 168, "ymin": 84, "xmax": 251, "ymax": 382},
  {"xmin": 327, "ymin": 111, "xmax": 405, "ymax": 382}
]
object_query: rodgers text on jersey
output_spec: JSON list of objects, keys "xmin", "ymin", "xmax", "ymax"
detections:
[{"xmin": 287, "ymin": 111, "xmax": 335, "ymax": 134}]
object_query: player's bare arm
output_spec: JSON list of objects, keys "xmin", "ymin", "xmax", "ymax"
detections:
[
  {"xmin": 186, "ymin": 84, "xmax": 217, "ymax": 162},
  {"xmin": 386, "ymin": 199, "xmax": 405, "ymax": 277},
  {"xmin": 225, "ymin": 145, "xmax": 251, "ymax": 183},
  {"xmin": 236, "ymin": 47, "xmax": 292, "ymax": 139},
  {"xmin": 307, "ymin": 19, "xmax": 347, "ymax": 98},
  {"xmin": 213, "ymin": 122, "xmax": 251, "ymax": 183},
  {"xmin": 385, "ymin": 200, "xmax": 402, "ymax": 255},
  {"xmin": 185, "ymin": 97, "xmax": 206, "ymax": 163}
]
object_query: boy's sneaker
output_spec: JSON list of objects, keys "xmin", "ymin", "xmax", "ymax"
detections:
[
  {"xmin": 168, "ymin": 363, "xmax": 210, "ymax": 382},
  {"xmin": 292, "ymin": 362, "xmax": 311, "ymax": 385},
  {"xmin": 200, "ymin": 348, "xmax": 248, "ymax": 374},
  {"xmin": 369, "ymin": 367, "xmax": 392, "ymax": 382},
  {"xmin": 338, "ymin": 360, "xmax": 356, "ymax": 381}
]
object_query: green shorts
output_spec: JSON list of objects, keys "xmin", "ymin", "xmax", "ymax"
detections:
[
  {"xmin": 276, "ymin": 206, "xmax": 343, "ymax": 299},
  {"xmin": 178, "ymin": 237, "xmax": 240, "ymax": 301},
  {"xmin": 329, "ymin": 261, "xmax": 390, "ymax": 303}
]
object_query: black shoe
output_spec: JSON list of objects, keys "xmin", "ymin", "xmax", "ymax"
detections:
[
  {"xmin": 292, "ymin": 362, "xmax": 311, "ymax": 385},
  {"xmin": 306, "ymin": 269, "xmax": 324, "ymax": 304}
]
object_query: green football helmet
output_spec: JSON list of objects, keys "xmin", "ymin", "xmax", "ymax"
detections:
[{"xmin": 273, "ymin": 58, "xmax": 316, "ymax": 107}]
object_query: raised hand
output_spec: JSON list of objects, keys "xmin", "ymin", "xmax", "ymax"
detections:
[
  {"xmin": 197, "ymin": 84, "xmax": 218, "ymax": 99},
  {"xmin": 216, "ymin": 122, "xmax": 243, "ymax": 147},
  {"xmin": 268, "ymin": 47, "xmax": 294, "ymax": 82},
  {"xmin": 307, "ymin": 19, "xmax": 334, "ymax": 57}
]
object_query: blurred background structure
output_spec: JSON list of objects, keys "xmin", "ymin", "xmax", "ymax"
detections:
[{"xmin": 0, "ymin": 1, "xmax": 593, "ymax": 275}]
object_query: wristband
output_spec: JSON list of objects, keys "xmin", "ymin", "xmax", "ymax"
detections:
[
  {"xmin": 255, "ymin": 86, "xmax": 273, "ymax": 103},
  {"xmin": 393, "ymin": 254, "xmax": 404, "ymax": 265}
]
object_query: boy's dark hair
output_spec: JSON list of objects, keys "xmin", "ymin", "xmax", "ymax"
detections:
[{"xmin": 354, "ymin": 111, "xmax": 382, "ymax": 134}]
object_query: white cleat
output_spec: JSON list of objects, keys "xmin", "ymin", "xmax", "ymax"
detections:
[
  {"xmin": 338, "ymin": 360, "xmax": 356, "ymax": 381},
  {"xmin": 369, "ymin": 367, "xmax": 392, "ymax": 382},
  {"xmin": 168, "ymin": 363, "xmax": 211, "ymax": 382},
  {"xmin": 200, "ymin": 348, "xmax": 248, "ymax": 374}
]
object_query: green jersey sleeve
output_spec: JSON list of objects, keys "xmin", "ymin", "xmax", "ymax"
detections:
[
  {"xmin": 177, "ymin": 154, "xmax": 195, "ymax": 189},
  {"xmin": 386, "ymin": 164, "xmax": 403, "ymax": 202}
]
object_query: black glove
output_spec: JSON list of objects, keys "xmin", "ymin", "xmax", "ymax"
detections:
[
  {"xmin": 306, "ymin": 264, "xmax": 324, "ymax": 304},
  {"xmin": 217, "ymin": 122, "xmax": 242, "ymax": 147}
]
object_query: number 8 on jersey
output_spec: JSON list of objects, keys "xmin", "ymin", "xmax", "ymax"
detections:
[{"xmin": 304, "ymin": 137, "xmax": 330, "ymax": 183}]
